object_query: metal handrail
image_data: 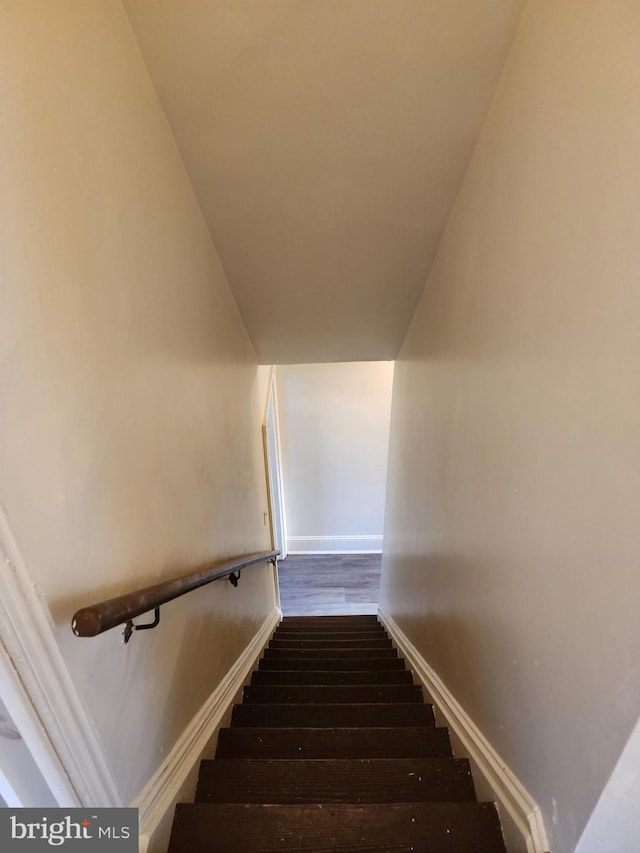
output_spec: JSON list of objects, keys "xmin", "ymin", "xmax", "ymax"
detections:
[{"xmin": 71, "ymin": 550, "xmax": 279, "ymax": 641}]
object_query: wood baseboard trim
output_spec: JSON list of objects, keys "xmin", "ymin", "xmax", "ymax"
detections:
[
  {"xmin": 379, "ymin": 608, "xmax": 550, "ymax": 853},
  {"xmin": 134, "ymin": 607, "xmax": 281, "ymax": 852},
  {"xmin": 287, "ymin": 535, "xmax": 383, "ymax": 554}
]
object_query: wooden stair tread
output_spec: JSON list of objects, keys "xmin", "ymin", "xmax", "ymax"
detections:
[
  {"xmin": 251, "ymin": 669, "xmax": 413, "ymax": 685},
  {"xmin": 264, "ymin": 647, "xmax": 399, "ymax": 659},
  {"xmin": 169, "ymin": 802, "xmax": 507, "ymax": 852},
  {"xmin": 195, "ymin": 757, "xmax": 475, "ymax": 803},
  {"xmin": 231, "ymin": 703, "xmax": 436, "ymax": 728},
  {"xmin": 216, "ymin": 727, "xmax": 453, "ymax": 759},
  {"xmin": 258, "ymin": 657, "xmax": 407, "ymax": 671},
  {"xmin": 244, "ymin": 684, "xmax": 423, "ymax": 704},
  {"xmin": 270, "ymin": 638, "xmax": 393, "ymax": 649},
  {"xmin": 273, "ymin": 626, "xmax": 389, "ymax": 640}
]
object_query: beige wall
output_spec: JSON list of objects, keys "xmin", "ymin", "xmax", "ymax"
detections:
[
  {"xmin": 381, "ymin": 2, "xmax": 640, "ymax": 852},
  {"xmin": 277, "ymin": 362, "xmax": 394, "ymax": 553},
  {"xmin": 0, "ymin": 0, "xmax": 273, "ymax": 808}
]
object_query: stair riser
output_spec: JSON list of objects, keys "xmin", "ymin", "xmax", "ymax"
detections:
[
  {"xmin": 251, "ymin": 670, "xmax": 412, "ymax": 685},
  {"xmin": 195, "ymin": 758, "xmax": 475, "ymax": 804},
  {"xmin": 215, "ymin": 727, "xmax": 453, "ymax": 760},
  {"xmin": 243, "ymin": 685, "xmax": 423, "ymax": 704},
  {"xmin": 231, "ymin": 704, "xmax": 436, "ymax": 728}
]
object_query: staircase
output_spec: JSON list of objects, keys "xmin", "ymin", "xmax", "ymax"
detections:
[{"xmin": 168, "ymin": 615, "xmax": 507, "ymax": 851}]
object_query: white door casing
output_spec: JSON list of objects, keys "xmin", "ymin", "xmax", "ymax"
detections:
[
  {"xmin": 262, "ymin": 368, "xmax": 287, "ymax": 561},
  {"xmin": 0, "ymin": 503, "xmax": 121, "ymax": 808}
]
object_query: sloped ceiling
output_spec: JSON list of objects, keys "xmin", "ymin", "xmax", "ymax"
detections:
[{"xmin": 124, "ymin": 0, "xmax": 524, "ymax": 363}]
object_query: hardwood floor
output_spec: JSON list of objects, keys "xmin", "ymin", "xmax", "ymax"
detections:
[{"xmin": 277, "ymin": 554, "xmax": 381, "ymax": 616}]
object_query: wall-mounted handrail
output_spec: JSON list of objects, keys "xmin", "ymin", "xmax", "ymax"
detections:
[{"xmin": 71, "ymin": 550, "xmax": 279, "ymax": 640}]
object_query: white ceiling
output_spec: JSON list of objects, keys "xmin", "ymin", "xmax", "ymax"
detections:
[{"xmin": 124, "ymin": 0, "xmax": 524, "ymax": 364}]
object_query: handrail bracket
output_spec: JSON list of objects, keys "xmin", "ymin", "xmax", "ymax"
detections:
[{"xmin": 122, "ymin": 606, "xmax": 161, "ymax": 644}]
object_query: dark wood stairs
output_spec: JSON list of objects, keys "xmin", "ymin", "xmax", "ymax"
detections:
[{"xmin": 168, "ymin": 615, "xmax": 507, "ymax": 852}]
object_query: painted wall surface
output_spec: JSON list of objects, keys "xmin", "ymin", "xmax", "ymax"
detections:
[
  {"xmin": 277, "ymin": 362, "xmax": 394, "ymax": 553},
  {"xmin": 0, "ymin": 1, "xmax": 273, "ymax": 806},
  {"xmin": 380, "ymin": 2, "xmax": 640, "ymax": 852}
]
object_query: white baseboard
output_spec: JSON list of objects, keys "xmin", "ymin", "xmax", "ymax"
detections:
[
  {"xmin": 133, "ymin": 606, "xmax": 281, "ymax": 852},
  {"xmin": 379, "ymin": 609, "xmax": 550, "ymax": 853},
  {"xmin": 0, "ymin": 506, "xmax": 121, "ymax": 808},
  {"xmin": 287, "ymin": 535, "xmax": 383, "ymax": 554}
]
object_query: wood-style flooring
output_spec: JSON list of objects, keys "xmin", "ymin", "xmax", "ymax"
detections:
[{"xmin": 277, "ymin": 554, "xmax": 381, "ymax": 616}]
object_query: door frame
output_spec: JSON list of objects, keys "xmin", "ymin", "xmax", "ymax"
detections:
[
  {"xmin": 0, "ymin": 503, "xmax": 120, "ymax": 807},
  {"xmin": 262, "ymin": 367, "xmax": 287, "ymax": 563}
]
